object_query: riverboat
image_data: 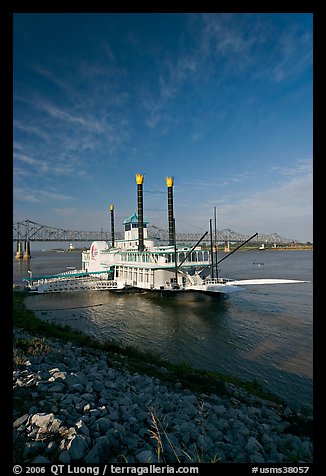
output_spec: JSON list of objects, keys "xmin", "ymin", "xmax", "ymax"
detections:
[{"xmin": 23, "ymin": 174, "xmax": 307, "ymax": 296}]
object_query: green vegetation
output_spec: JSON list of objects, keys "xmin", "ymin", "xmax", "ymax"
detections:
[
  {"xmin": 12, "ymin": 291, "xmax": 289, "ymax": 406},
  {"xmin": 13, "ymin": 336, "xmax": 52, "ymax": 365}
]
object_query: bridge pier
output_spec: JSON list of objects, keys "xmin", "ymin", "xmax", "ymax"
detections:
[
  {"xmin": 224, "ymin": 241, "xmax": 230, "ymax": 252},
  {"xmin": 15, "ymin": 241, "xmax": 23, "ymax": 260},
  {"xmin": 23, "ymin": 240, "xmax": 31, "ymax": 260}
]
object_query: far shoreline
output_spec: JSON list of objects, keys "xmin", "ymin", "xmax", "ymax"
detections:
[{"xmin": 29, "ymin": 245, "xmax": 314, "ymax": 253}]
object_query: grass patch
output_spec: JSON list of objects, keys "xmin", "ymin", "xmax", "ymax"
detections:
[
  {"xmin": 12, "ymin": 290, "xmax": 291, "ymax": 406},
  {"xmin": 13, "ymin": 336, "xmax": 52, "ymax": 365},
  {"xmin": 148, "ymin": 406, "xmax": 221, "ymax": 463},
  {"xmin": 15, "ymin": 336, "xmax": 52, "ymax": 356}
]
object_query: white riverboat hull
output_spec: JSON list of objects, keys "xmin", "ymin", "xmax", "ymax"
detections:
[{"xmin": 24, "ymin": 273, "xmax": 307, "ymax": 296}]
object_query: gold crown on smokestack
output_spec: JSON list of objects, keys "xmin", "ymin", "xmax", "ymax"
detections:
[
  {"xmin": 136, "ymin": 173, "xmax": 144, "ymax": 185},
  {"xmin": 165, "ymin": 176, "xmax": 174, "ymax": 187},
  {"xmin": 109, "ymin": 204, "xmax": 114, "ymax": 211}
]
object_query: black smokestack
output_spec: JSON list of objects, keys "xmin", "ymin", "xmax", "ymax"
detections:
[
  {"xmin": 165, "ymin": 176, "xmax": 175, "ymax": 246},
  {"xmin": 136, "ymin": 174, "xmax": 145, "ymax": 252},
  {"xmin": 110, "ymin": 204, "xmax": 115, "ymax": 247}
]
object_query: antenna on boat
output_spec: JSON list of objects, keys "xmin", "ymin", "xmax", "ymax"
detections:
[
  {"xmin": 136, "ymin": 174, "xmax": 145, "ymax": 252},
  {"xmin": 110, "ymin": 204, "xmax": 115, "ymax": 248},
  {"xmin": 173, "ymin": 218, "xmax": 179, "ymax": 287}
]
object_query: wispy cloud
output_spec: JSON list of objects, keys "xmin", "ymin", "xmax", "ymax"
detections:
[
  {"xmin": 173, "ymin": 157, "xmax": 312, "ymax": 239},
  {"xmin": 271, "ymin": 157, "xmax": 312, "ymax": 176},
  {"xmin": 178, "ymin": 171, "xmax": 250, "ymax": 190},
  {"xmin": 142, "ymin": 13, "xmax": 311, "ymax": 132},
  {"xmin": 14, "ymin": 78, "xmax": 131, "ymax": 181},
  {"xmin": 14, "ymin": 153, "xmax": 41, "ymax": 166},
  {"xmin": 159, "ymin": 56, "xmax": 198, "ymax": 99},
  {"xmin": 198, "ymin": 14, "xmax": 312, "ymax": 84},
  {"xmin": 14, "ymin": 120, "xmax": 51, "ymax": 142},
  {"xmin": 271, "ymin": 25, "xmax": 312, "ymax": 83},
  {"xmin": 14, "ymin": 149, "xmax": 87, "ymax": 178},
  {"xmin": 13, "ymin": 168, "xmax": 30, "ymax": 179},
  {"xmin": 201, "ymin": 14, "xmax": 256, "ymax": 56},
  {"xmin": 199, "ymin": 14, "xmax": 262, "ymax": 76},
  {"xmin": 34, "ymin": 99, "xmax": 104, "ymax": 132},
  {"xmin": 31, "ymin": 64, "xmax": 78, "ymax": 98},
  {"xmin": 14, "ymin": 187, "xmax": 74, "ymax": 204},
  {"xmin": 213, "ymin": 160, "xmax": 311, "ymax": 237}
]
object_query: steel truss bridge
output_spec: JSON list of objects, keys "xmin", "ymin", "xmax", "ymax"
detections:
[{"xmin": 13, "ymin": 220, "xmax": 297, "ymax": 245}]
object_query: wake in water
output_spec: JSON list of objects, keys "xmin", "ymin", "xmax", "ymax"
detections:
[{"xmin": 31, "ymin": 303, "xmax": 103, "ymax": 311}]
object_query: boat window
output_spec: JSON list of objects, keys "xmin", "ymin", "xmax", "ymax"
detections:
[
  {"xmin": 192, "ymin": 252, "xmax": 197, "ymax": 261},
  {"xmin": 197, "ymin": 251, "xmax": 203, "ymax": 261},
  {"xmin": 179, "ymin": 252, "xmax": 185, "ymax": 262}
]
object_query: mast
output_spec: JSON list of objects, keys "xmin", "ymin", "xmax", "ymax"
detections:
[{"xmin": 209, "ymin": 219, "xmax": 214, "ymax": 278}]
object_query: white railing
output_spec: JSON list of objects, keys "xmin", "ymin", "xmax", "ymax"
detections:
[
  {"xmin": 204, "ymin": 277, "xmax": 232, "ymax": 285},
  {"xmin": 25, "ymin": 274, "xmax": 118, "ymax": 293}
]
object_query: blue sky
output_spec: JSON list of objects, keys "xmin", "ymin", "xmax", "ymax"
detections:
[{"xmin": 13, "ymin": 13, "xmax": 313, "ymax": 243}]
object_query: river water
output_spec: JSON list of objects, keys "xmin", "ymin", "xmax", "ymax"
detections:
[{"xmin": 13, "ymin": 249, "xmax": 313, "ymax": 411}]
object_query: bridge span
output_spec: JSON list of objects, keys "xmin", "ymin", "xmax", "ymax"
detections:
[{"xmin": 13, "ymin": 219, "xmax": 297, "ymax": 247}]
